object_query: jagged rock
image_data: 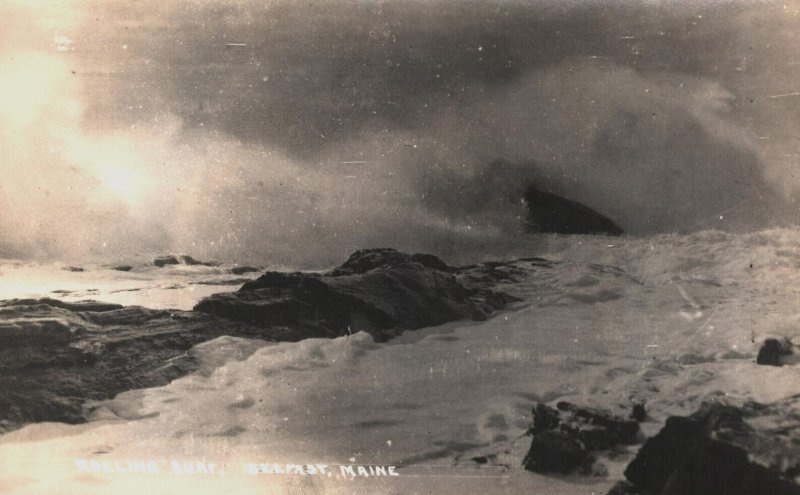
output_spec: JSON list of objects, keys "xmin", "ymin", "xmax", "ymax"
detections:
[
  {"xmin": 630, "ymin": 403, "xmax": 647, "ymax": 423},
  {"xmin": 554, "ymin": 401, "xmax": 640, "ymax": 448},
  {"xmin": 330, "ymin": 248, "xmax": 451, "ymax": 275},
  {"xmin": 614, "ymin": 401, "xmax": 800, "ymax": 495},
  {"xmin": 196, "ymin": 248, "xmax": 517, "ymax": 342},
  {"xmin": 178, "ymin": 255, "xmax": 203, "ymax": 265},
  {"xmin": 523, "ymin": 401, "xmax": 640, "ymax": 474},
  {"xmin": 0, "ymin": 298, "xmax": 286, "ymax": 433},
  {"xmin": 756, "ymin": 338, "xmax": 793, "ymax": 366},
  {"xmin": 230, "ymin": 266, "xmax": 260, "ymax": 275},
  {"xmin": 0, "ymin": 319, "xmax": 75, "ymax": 346},
  {"xmin": 410, "ymin": 253, "xmax": 453, "ymax": 272},
  {"xmin": 154, "ymin": 255, "xmax": 180, "ymax": 267},
  {"xmin": 524, "ymin": 430, "xmax": 589, "ymax": 474},
  {"xmin": 607, "ymin": 481, "xmax": 641, "ymax": 495},
  {"xmin": 524, "ymin": 186, "xmax": 623, "ymax": 236},
  {"xmin": 0, "ymin": 298, "xmax": 123, "ymax": 313},
  {"xmin": 0, "ymin": 249, "xmax": 525, "ymax": 433}
]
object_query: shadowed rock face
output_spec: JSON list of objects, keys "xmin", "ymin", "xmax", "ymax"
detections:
[
  {"xmin": 0, "ymin": 249, "xmax": 522, "ymax": 433},
  {"xmin": 0, "ymin": 299, "xmax": 278, "ymax": 432},
  {"xmin": 756, "ymin": 338, "xmax": 794, "ymax": 366},
  {"xmin": 523, "ymin": 401, "xmax": 641, "ymax": 475},
  {"xmin": 610, "ymin": 401, "xmax": 800, "ymax": 495},
  {"xmin": 524, "ymin": 186, "xmax": 624, "ymax": 236},
  {"xmin": 195, "ymin": 248, "xmax": 520, "ymax": 342}
]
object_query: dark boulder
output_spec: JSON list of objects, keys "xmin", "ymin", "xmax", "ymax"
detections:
[
  {"xmin": 178, "ymin": 255, "xmax": 203, "ymax": 265},
  {"xmin": 230, "ymin": 266, "xmax": 260, "ymax": 275},
  {"xmin": 0, "ymin": 249, "xmax": 526, "ymax": 433},
  {"xmin": 523, "ymin": 401, "xmax": 641, "ymax": 475},
  {"xmin": 523, "ymin": 186, "xmax": 623, "ymax": 236},
  {"xmin": 614, "ymin": 401, "xmax": 800, "ymax": 495},
  {"xmin": 630, "ymin": 403, "xmax": 647, "ymax": 423},
  {"xmin": 410, "ymin": 253, "xmax": 453, "ymax": 272},
  {"xmin": 196, "ymin": 248, "xmax": 516, "ymax": 342},
  {"xmin": 0, "ymin": 298, "xmax": 282, "ymax": 433},
  {"xmin": 524, "ymin": 430, "xmax": 589, "ymax": 474},
  {"xmin": 756, "ymin": 338, "xmax": 793, "ymax": 366},
  {"xmin": 110, "ymin": 265, "xmax": 132, "ymax": 272},
  {"xmin": 154, "ymin": 255, "xmax": 180, "ymax": 267},
  {"xmin": 330, "ymin": 248, "xmax": 451, "ymax": 275}
]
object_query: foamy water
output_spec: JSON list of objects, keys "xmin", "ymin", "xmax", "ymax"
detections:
[{"xmin": 1, "ymin": 229, "xmax": 799, "ymax": 494}]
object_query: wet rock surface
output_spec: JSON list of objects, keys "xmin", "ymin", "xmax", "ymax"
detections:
[
  {"xmin": 756, "ymin": 338, "xmax": 794, "ymax": 366},
  {"xmin": 0, "ymin": 249, "xmax": 523, "ymax": 433},
  {"xmin": 609, "ymin": 400, "xmax": 800, "ymax": 495},
  {"xmin": 523, "ymin": 185, "xmax": 624, "ymax": 236},
  {"xmin": 523, "ymin": 401, "xmax": 641, "ymax": 475},
  {"xmin": 0, "ymin": 299, "xmax": 277, "ymax": 433},
  {"xmin": 195, "ymin": 248, "xmax": 521, "ymax": 342}
]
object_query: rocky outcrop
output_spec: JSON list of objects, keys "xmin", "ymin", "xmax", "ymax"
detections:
[
  {"xmin": 154, "ymin": 255, "xmax": 220, "ymax": 268},
  {"xmin": 523, "ymin": 401, "xmax": 641, "ymax": 475},
  {"xmin": 195, "ymin": 248, "xmax": 520, "ymax": 342},
  {"xmin": 523, "ymin": 186, "xmax": 623, "ymax": 236},
  {"xmin": 153, "ymin": 255, "xmax": 180, "ymax": 267},
  {"xmin": 0, "ymin": 249, "xmax": 523, "ymax": 432},
  {"xmin": 0, "ymin": 298, "xmax": 281, "ymax": 433},
  {"xmin": 756, "ymin": 338, "xmax": 794, "ymax": 366},
  {"xmin": 609, "ymin": 401, "xmax": 800, "ymax": 495},
  {"xmin": 229, "ymin": 265, "xmax": 260, "ymax": 275}
]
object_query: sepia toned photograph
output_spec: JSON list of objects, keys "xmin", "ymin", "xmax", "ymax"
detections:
[{"xmin": 1, "ymin": 0, "xmax": 800, "ymax": 493}]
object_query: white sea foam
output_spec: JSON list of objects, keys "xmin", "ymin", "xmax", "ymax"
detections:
[{"xmin": 1, "ymin": 229, "xmax": 799, "ymax": 493}]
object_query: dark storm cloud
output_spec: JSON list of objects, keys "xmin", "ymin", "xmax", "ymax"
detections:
[{"xmin": 79, "ymin": 1, "xmax": 771, "ymax": 152}]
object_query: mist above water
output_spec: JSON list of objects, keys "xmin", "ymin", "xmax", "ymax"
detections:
[{"xmin": 1, "ymin": 0, "xmax": 798, "ymax": 266}]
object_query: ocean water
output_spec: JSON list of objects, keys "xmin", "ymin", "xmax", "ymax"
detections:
[{"xmin": 1, "ymin": 229, "xmax": 799, "ymax": 494}]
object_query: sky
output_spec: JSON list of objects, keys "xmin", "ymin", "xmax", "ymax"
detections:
[{"xmin": 1, "ymin": 0, "xmax": 799, "ymax": 265}]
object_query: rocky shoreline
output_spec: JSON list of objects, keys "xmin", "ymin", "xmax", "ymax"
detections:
[
  {"xmin": 2, "ymin": 248, "xmax": 799, "ymax": 494},
  {"xmin": 0, "ymin": 248, "xmax": 522, "ymax": 433}
]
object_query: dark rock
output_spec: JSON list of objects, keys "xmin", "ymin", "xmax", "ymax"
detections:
[
  {"xmin": 523, "ymin": 402, "xmax": 641, "ymax": 475},
  {"xmin": 332, "ymin": 248, "xmax": 414, "ymax": 275},
  {"xmin": 0, "ymin": 319, "xmax": 74, "ymax": 346},
  {"xmin": 197, "ymin": 248, "xmax": 516, "ymax": 342},
  {"xmin": 756, "ymin": 338, "xmax": 793, "ymax": 366},
  {"xmin": 555, "ymin": 401, "xmax": 641, "ymax": 448},
  {"xmin": 230, "ymin": 266, "xmax": 260, "ymax": 275},
  {"xmin": 616, "ymin": 401, "xmax": 800, "ymax": 495},
  {"xmin": 0, "ymin": 298, "xmax": 282, "ymax": 433},
  {"xmin": 154, "ymin": 255, "xmax": 180, "ymax": 267},
  {"xmin": 239, "ymin": 271, "xmax": 311, "ymax": 291},
  {"xmin": 630, "ymin": 403, "xmax": 647, "ymax": 423},
  {"xmin": 0, "ymin": 298, "xmax": 123, "ymax": 313},
  {"xmin": 523, "ymin": 430, "xmax": 589, "ymax": 474},
  {"xmin": 63, "ymin": 266, "xmax": 84, "ymax": 272},
  {"xmin": 531, "ymin": 403, "xmax": 561, "ymax": 434},
  {"xmin": 110, "ymin": 265, "xmax": 132, "ymax": 272},
  {"xmin": 523, "ymin": 186, "xmax": 623, "ymax": 236},
  {"xmin": 607, "ymin": 481, "xmax": 641, "ymax": 495},
  {"xmin": 410, "ymin": 253, "xmax": 452, "ymax": 272},
  {"xmin": 0, "ymin": 249, "xmax": 524, "ymax": 433}
]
